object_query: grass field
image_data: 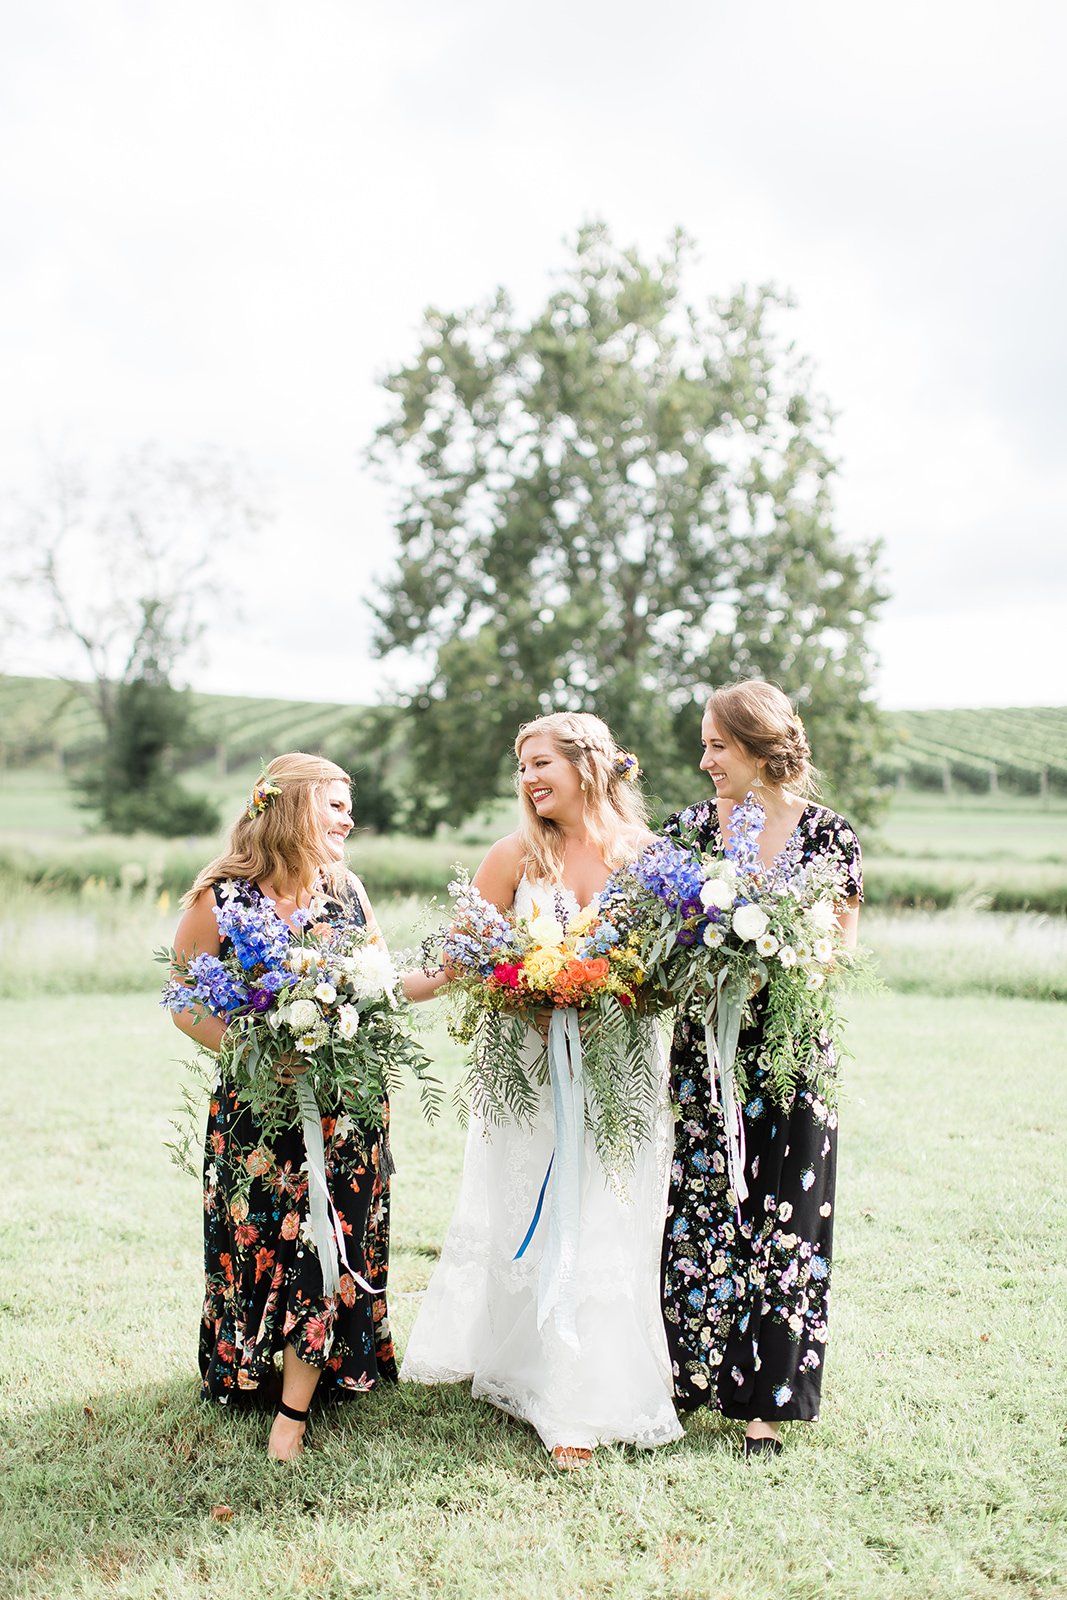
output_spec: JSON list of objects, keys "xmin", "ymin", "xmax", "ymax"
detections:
[
  {"xmin": 2, "ymin": 746, "xmax": 1065, "ymax": 1594},
  {"xmin": 2, "ymin": 992, "xmax": 1064, "ymax": 1599}
]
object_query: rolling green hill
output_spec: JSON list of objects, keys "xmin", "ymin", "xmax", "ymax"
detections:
[{"xmin": 2, "ymin": 675, "xmax": 1065, "ymax": 797}]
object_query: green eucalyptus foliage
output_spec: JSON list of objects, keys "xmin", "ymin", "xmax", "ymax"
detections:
[{"xmin": 371, "ymin": 223, "xmax": 888, "ymax": 826}]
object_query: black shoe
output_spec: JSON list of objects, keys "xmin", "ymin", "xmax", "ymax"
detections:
[{"xmin": 744, "ymin": 1435, "xmax": 783, "ymax": 1459}]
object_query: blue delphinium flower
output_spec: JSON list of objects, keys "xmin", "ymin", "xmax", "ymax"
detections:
[
  {"xmin": 723, "ymin": 794, "xmax": 766, "ymax": 878},
  {"xmin": 161, "ymin": 953, "xmax": 249, "ymax": 1015},
  {"xmin": 214, "ymin": 893, "xmax": 291, "ymax": 972},
  {"xmin": 629, "ymin": 839, "xmax": 706, "ymax": 910}
]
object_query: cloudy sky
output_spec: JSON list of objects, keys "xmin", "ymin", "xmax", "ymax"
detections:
[{"xmin": 2, "ymin": 0, "xmax": 1064, "ymax": 710}]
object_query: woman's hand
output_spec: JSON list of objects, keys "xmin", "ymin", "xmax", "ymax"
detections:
[{"xmin": 274, "ymin": 1052, "xmax": 308, "ymax": 1087}]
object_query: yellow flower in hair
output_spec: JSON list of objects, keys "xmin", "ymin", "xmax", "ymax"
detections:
[{"xmin": 246, "ymin": 775, "xmax": 282, "ymax": 819}]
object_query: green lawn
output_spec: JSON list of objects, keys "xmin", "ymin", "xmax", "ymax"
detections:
[
  {"xmin": 871, "ymin": 791, "xmax": 1067, "ymax": 864},
  {"xmin": 2, "ymin": 992, "xmax": 1064, "ymax": 1599}
]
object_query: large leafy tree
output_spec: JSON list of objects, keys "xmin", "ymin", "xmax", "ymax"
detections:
[{"xmin": 371, "ymin": 224, "xmax": 886, "ymax": 828}]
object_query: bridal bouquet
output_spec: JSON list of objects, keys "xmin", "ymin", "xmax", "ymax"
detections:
[
  {"xmin": 603, "ymin": 798, "xmax": 860, "ymax": 1108},
  {"xmin": 425, "ymin": 871, "xmax": 669, "ymax": 1175},
  {"xmin": 160, "ymin": 883, "xmax": 439, "ymax": 1191}
]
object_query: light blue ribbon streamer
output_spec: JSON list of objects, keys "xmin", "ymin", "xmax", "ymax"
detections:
[
  {"xmin": 704, "ymin": 967, "xmax": 749, "ymax": 1207},
  {"xmin": 295, "ymin": 1075, "xmax": 341, "ymax": 1300},
  {"xmin": 532, "ymin": 1006, "xmax": 586, "ymax": 1352},
  {"xmin": 294, "ymin": 1075, "xmax": 384, "ymax": 1300}
]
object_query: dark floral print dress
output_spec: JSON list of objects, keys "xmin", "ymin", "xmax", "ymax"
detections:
[
  {"xmin": 660, "ymin": 802, "xmax": 862, "ymax": 1422},
  {"xmin": 199, "ymin": 879, "xmax": 396, "ymax": 1403}
]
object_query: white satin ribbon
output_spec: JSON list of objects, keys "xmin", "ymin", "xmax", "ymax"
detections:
[
  {"xmin": 295, "ymin": 1076, "xmax": 384, "ymax": 1299},
  {"xmin": 535, "ymin": 1006, "xmax": 585, "ymax": 1352}
]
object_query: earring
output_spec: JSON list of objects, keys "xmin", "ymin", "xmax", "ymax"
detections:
[
  {"xmin": 580, "ymin": 781, "xmax": 587, "ymax": 792},
  {"xmin": 751, "ymin": 771, "xmax": 765, "ymax": 790}
]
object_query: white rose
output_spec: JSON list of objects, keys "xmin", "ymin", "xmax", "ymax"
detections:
[
  {"xmin": 314, "ymin": 982, "xmax": 337, "ymax": 1006},
  {"xmin": 336, "ymin": 1003, "xmax": 360, "ymax": 1040},
  {"xmin": 699, "ymin": 877, "xmax": 735, "ymax": 911},
  {"xmin": 732, "ymin": 903, "xmax": 769, "ymax": 942},
  {"xmin": 807, "ymin": 899, "xmax": 837, "ymax": 935},
  {"xmin": 702, "ymin": 925, "xmax": 725, "ymax": 949},
  {"xmin": 756, "ymin": 932, "xmax": 780, "ymax": 957},
  {"xmin": 286, "ymin": 998, "xmax": 319, "ymax": 1032},
  {"xmin": 527, "ymin": 914, "xmax": 566, "ymax": 948},
  {"xmin": 777, "ymin": 945, "xmax": 797, "ymax": 968}
]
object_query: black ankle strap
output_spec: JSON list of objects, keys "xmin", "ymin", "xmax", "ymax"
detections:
[{"xmin": 277, "ymin": 1400, "xmax": 310, "ymax": 1423}]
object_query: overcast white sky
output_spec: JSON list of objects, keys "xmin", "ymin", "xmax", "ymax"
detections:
[{"xmin": 2, "ymin": 0, "xmax": 1064, "ymax": 710}]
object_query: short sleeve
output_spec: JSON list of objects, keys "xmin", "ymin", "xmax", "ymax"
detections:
[{"xmin": 830, "ymin": 817, "xmax": 863, "ymax": 902}]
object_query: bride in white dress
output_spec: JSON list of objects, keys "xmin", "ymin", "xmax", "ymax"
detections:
[{"xmin": 401, "ymin": 712, "xmax": 682, "ymax": 1466}]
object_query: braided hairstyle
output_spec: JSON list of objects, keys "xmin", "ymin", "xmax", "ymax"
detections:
[
  {"xmin": 704, "ymin": 681, "xmax": 820, "ymax": 796},
  {"xmin": 514, "ymin": 711, "xmax": 647, "ymax": 883}
]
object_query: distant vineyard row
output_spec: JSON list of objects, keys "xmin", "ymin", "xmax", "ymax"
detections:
[
  {"xmin": 0, "ymin": 677, "xmax": 372, "ymax": 772},
  {"xmin": 1, "ymin": 676, "xmax": 1065, "ymax": 795},
  {"xmin": 883, "ymin": 707, "xmax": 1067, "ymax": 795}
]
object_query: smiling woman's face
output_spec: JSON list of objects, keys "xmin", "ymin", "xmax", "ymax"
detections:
[
  {"xmin": 517, "ymin": 734, "xmax": 583, "ymax": 822},
  {"xmin": 317, "ymin": 779, "xmax": 353, "ymax": 860},
  {"xmin": 698, "ymin": 711, "xmax": 764, "ymax": 803}
]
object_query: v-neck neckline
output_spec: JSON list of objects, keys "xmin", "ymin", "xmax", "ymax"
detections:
[{"xmin": 713, "ymin": 800, "xmax": 815, "ymax": 870}]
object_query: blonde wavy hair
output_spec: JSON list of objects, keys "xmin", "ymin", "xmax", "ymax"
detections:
[
  {"xmin": 514, "ymin": 711, "xmax": 648, "ymax": 885},
  {"xmin": 181, "ymin": 752, "xmax": 351, "ymax": 908},
  {"xmin": 705, "ymin": 681, "xmax": 820, "ymax": 798}
]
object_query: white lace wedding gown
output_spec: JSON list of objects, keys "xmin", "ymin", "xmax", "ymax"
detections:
[{"xmin": 401, "ymin": 877, "xmax": 682, "ymax": 1452}]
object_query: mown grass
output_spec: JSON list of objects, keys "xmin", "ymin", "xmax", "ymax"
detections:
[{"xmin": 2, "ymin": 991, "xmax": 1065, "ymax": 1598}]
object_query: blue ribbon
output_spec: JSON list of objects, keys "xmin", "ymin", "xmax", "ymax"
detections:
[{"xmin": 514, "ymin": 1152, "xmax": 554, "ymax": 1260}]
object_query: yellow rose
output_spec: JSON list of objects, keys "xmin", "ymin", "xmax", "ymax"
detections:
[{"xmin": 567, "ymin": 906, "xmax": 599, "ymax": 937}]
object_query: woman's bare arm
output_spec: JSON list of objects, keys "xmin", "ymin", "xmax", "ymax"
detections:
[{"xmin": 169, "ymin": 889, "xmax": 229, "ymax": 1054}]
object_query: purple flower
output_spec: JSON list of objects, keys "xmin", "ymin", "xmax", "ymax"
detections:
[
  {"xmin": 249, "ymin": 988, "xmax": 274, "ymax": 1013},
  {"xmin": 680, "ymin": 897, "xmax": 704, "ymax": 919},
  {"xmin": 675, "ymin": 927, "xmax": 699, "ymax": 947}
]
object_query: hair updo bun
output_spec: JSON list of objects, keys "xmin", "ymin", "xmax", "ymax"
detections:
[{"xmin": 704, "ymin": 681, "xmax": 819, "ymax": 796}]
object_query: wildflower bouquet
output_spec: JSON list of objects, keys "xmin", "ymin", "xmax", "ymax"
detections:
[
  {"xmin": 604, "ymin": 798, "xmax": 861, "ymax": 1108},
  {"xmin": 425, "ymin": 871, "xmax": 670, "ymax": 1176},
  {"xmin": 160, "ymin": 882, "xmax": 439, "ymax": 1191}
]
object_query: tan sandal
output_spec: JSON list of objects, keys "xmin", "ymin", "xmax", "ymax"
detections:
[{"xmin": 552, "ymin": 1446, "xmax": 593, "ymax": 1471}]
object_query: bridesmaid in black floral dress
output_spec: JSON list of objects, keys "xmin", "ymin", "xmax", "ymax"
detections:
[
  {"xmin": 660, "ymin": 683, "xmax": 862, "ymax": 1457},
  {"xmin": 170, "ymin": 753, "xmax": 395, "ymax": 1461}
]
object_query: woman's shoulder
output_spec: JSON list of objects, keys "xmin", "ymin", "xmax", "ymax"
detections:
[
  {"xmin": 797, "ymin": 804, "xmax": 863, "ymax": 897},
  {"xmin": 799, "ymin": 803, "xmax": 861, "ymax": 845},
  {"xmin": 472, "ymin": 834, "xmax": 527, "ymax": 907},
  {"xmin": 481, "ymin": 833, "xmax": 527, "ymax": 872},
  {"xmin": 661, "ymin": 798, "xmax": 716, "ymax": 841}
]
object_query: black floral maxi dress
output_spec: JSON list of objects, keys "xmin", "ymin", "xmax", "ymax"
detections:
[
  {"xmin": 199, "ymin": 880, "xmax": 396, "ymax": 1403},
  {"xmin": 660, "ymin": 802, "xmax": 862, "ymax": 1422}
]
